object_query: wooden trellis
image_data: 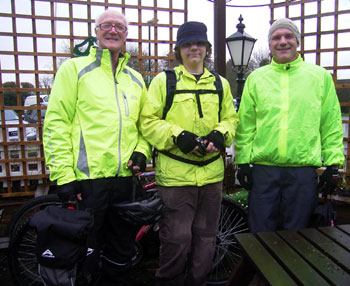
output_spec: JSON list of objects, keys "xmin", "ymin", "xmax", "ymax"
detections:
[
  {"xmin": 270, "ymin": 0, "xmax": 350, "ymax": 184},
  {"xmin": 0, "ymin": 0, "xmax": 187, "ymax": 197},
  {"xmin": 1, "ymin": 0, "xmax": 349, "ymax": 197}
]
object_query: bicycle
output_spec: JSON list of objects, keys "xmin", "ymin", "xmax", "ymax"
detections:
[{"xmin": 7, "ymin": 172, "xmax": 249, "ymax": 286}]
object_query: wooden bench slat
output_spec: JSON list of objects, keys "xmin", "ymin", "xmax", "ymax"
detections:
[
  {"xmin": 278, "ymin": 230, "xmax": 350, "ymax": 286},
  {"xmin": 235, "ymin": 233, "xmax": 297, "ymax": 286},
  {"xmin": 300, "ymin": 228, "xmax": 350, "ymax": 270},
  {"xmin": 337, "ymin": 224, "xmax": 350, "ymax": 235},
  {"xmin": 258, "ymin": 232, "xmax": 329, "ymax": 286},
  {"xmin": 318, "ymin": 225, "xmax": 350, "ymax": 251}
]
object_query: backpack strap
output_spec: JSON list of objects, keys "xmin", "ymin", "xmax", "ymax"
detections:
[
  {"xmin": 162, "ymin": 69, "xmax": 177, "ymax": 120},
  {"xmin": 211, "ymin": 71, "xmax": 223, "ymax": 122},
  {"xmin": 156, "ymin": 70, "xmax": 224, "ymax": 166},
  {"xmin": 162, "ymin": 69, "xmax": 223, "ymax": 121}
]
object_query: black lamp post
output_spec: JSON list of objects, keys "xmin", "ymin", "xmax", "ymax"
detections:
[{"xmin": 226, "ymin": 15, "xmax": 256, "ymax": 109}]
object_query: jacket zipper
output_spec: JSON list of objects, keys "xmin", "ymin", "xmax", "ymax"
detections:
[{"xmin": 111, "ymin": 53, "xmax": 123, "ymax": 176}]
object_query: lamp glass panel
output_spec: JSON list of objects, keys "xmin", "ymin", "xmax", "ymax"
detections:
[
  {"xmin": 242, "ymin": 40, "xmax": 254, "ymax": 66},
  {"xmin": 227, "ymin": 40, "xmax": 243, "ymax": 66}
]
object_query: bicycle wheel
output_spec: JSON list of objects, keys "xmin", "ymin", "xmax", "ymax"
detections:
[
  {"xmin": 207, "ymin": 196, "xmax": 249, "ymax": 286},
  {"xmin": 7, "ymin": 195, "xmax": 63, "ymax": 286},
  {"xmin": 7, "ymin": 194, "xmax": 61, "ymax": 239},
  {"xmin": 8, "ymin": 220, "xmax": 43, "ymax": 286},
  {"xmin": 131, "ymin": 241, "xmax": 144, "ymax": 266}
]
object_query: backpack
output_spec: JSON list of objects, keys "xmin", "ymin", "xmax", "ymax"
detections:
[
  {"xmin": 162, "ymin": 69, "xmax": 223, "ymax": 121},
  {"xmin": 156, "ymin": 69, "xmax": 224, "ymax": 167}
]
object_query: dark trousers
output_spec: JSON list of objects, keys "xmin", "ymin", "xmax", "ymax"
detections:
[
  {"xmin": 156, "ymin": 182, "xmax": 222, "ymax": 286},
  {"xmin": 77, "ymin": 177, "xmax": 140, "ymax": 286},
  {"xmin": 248, "ymin": 165, "xmax": 318, "ymax": 234}
]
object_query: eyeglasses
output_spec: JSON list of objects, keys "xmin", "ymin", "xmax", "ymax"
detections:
[{"xmin": 98, "ymin": 23, "xmax": 127, "ymax": 33}]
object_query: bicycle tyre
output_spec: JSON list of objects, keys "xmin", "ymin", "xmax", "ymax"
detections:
[
  {"xmin": 132, "ymin": 241, "xmax": 143, "ymax": 267},
  {"xmin": 207, "ymin": 196, "xmax": 249, "ymax": 286},
  {"xmin": 8, "ymin": 195, "xmax": 62, "ymax": 286},
  {"xmin": 8, "ymin": 220, "xmax": 43, "ymax": 286},
  {"xmin": 7, "ymin": 194, "xmax": 61, "ymax": 239}
]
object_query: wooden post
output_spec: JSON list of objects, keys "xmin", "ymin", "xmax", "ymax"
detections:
[{"xmin": 214, "ymin": 0, "xmax": 226, "ymax": 77}]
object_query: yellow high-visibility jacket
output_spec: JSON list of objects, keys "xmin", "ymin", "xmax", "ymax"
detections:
[
  {"xmin": 43, "ymin": 48, "xmax": 151, "ymax": 185},
  {"xmin": 235, "ymin": 55, "xmax": 344, "ymax": 167},
  {"xmin": 140, "ymin": 65, "xmax": 238, "ymax": 187}
]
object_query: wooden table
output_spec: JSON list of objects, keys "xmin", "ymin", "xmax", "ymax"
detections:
[{"xmin": 227, "ymin": 224, "xmax": 350, "ymax": 286}]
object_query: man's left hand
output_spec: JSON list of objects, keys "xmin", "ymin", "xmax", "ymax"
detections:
[
  {"xmin": 204, "ymin": 130, "xmax": 225, "ymax": 153},
  {"xmin": 319, "ymin": 166, "xmax": 339, "ymax": 192},
  {"xmin": 128, "ymin": 152, "xmax": 147, "ymax": 175}
]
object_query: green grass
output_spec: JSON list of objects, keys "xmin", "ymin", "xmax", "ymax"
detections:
[{"xmin": 225, "ymin": 188, "xmax": 249, "ymax": 209}]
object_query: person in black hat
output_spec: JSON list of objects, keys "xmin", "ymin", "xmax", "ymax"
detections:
[{"xmin": 140, "ymin": 21, "xmax": 238, "ymax": 286}]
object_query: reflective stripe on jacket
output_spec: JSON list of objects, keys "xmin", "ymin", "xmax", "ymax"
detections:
[
  {"xmin": 140, "ymin": 65, "xmax": 238, "ymax": 187},
  {"xmin": 235, "ymin": 55, "xmax": 344, "ymax": 167},
  {"xmin": 43, "ymin": 47, "xmax": 151, "ymax": 185}
]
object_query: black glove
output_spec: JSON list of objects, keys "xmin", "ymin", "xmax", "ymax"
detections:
[
  {"xmin": 236, "ymin": 164, "xmax": 253, "ymax": 190},
  {"xmin": 176, "ymin": 130, "xmax": 199, "ymax": 154},
  {"xmin": 205, "ymin": 130, "xmax": 225, "ymax": 152},
  {"xmin": 319, "ymin": 166, "xmax": 339, "ymax": 192},
  {"xmin": 130, "ymin": 152, "xmax": 147, "ymax": 173},
  {"xmin": 56, "ymin": 181, "xmax": 79, "ymax": 203}
]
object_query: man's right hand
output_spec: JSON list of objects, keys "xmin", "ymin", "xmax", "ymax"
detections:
[
  {"xmin": 236, "ymin": 164, "xmax": 253, "ymax": 190},
  {"xmin": 56, "ymin": 181, "xmax": 79, "ymax": 203},
  {"xmin": 176, "ymin": 130, "xmax": 199, "ymax": 154}
]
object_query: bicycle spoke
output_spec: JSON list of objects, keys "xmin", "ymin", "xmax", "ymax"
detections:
[{"xmin": 207, "ymin": 197, "xmax": 249, "ymax": 286}]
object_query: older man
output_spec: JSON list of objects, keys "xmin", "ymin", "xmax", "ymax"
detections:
[
  {"xmin": 43, "ymin": 9, "xmax": 150, "ymax": 285},
  {"xmin": 235, "ymin": 18, "xmax": 344, "ymax": 234}
]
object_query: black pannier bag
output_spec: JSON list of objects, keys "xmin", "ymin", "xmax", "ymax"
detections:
[
  {"xmin": 309, "ymin": 199, "xmax": 336, "ymax": 227},
  {"xmin": 309, "ymin": 185, "xmax": 337, "ymax": 228},
  {"xmin": 29, "ymin": 205, "xmax": 94, "ymax": 285}
]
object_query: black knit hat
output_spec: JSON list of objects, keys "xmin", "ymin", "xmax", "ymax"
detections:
[{"xmin": 175, "ymin": 21, "xmax": 211, "ymax": 48}]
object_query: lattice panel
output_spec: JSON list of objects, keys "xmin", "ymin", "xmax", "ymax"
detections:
[
  {"xmin": 270, "ymin": 0, "xmax": 350, "ymax": 184},
  {"xmin": 0, "ymin": 0, "xmax": 187, "ymax": 197}
]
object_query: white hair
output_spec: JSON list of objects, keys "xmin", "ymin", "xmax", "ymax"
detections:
[{"xmin": 95, "ymin": 9, "xmax": 129, "ymax": 28}]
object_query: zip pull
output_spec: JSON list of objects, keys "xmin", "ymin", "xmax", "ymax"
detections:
[
  {"xmin": 122, "ymin": 92, "xmax": 129, "ymax": 117},
  {"xmin": 286, "ymin": 64, "xmax": 290, "ymax": 70}
]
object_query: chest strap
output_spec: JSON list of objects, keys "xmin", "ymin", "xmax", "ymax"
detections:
[{"xmin": 158, "ymin": 150, "xmax": 221, "ymax": 166}]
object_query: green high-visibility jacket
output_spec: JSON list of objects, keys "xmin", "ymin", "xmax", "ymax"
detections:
[
  {"xmin": 43, "ymin": 48, "xmax": 151, "ymax": 185},
  {"xmin": 235, "ymin": 55, "xmax": 344, "ymax": 167},
  {"xmin": 140, "ymin": 65, "xmax": 239, "ymax": 187}
]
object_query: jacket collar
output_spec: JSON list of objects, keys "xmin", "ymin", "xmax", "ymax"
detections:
[
  {"xmin": 271, "ymin": 54, "xmax": 303, "ymax": 71},
  {"xmin": 89, "ymin": 47, "xmax": 130, "ymax": 73},
  {"xmin": 177, "ymin": 64, "xmax": 215, "ymax": 82}
]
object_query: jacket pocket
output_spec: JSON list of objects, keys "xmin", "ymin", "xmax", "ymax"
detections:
[{"xmin": 122, "ymin": 92, "xmax": 129, "ymax": 117}]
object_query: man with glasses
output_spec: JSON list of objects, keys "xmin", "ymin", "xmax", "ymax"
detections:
[{"xmin": 43, "ymin": 9, "xmax": 150, "ymax": 286}]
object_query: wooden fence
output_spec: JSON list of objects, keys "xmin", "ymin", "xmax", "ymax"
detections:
[
  {"xmin": 0, "ymin": 0, "xmax": 187, "ymax": 197},
  {"xmin": 270, "ymin": 0, "xmax": 350, "ymax": 185}
]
